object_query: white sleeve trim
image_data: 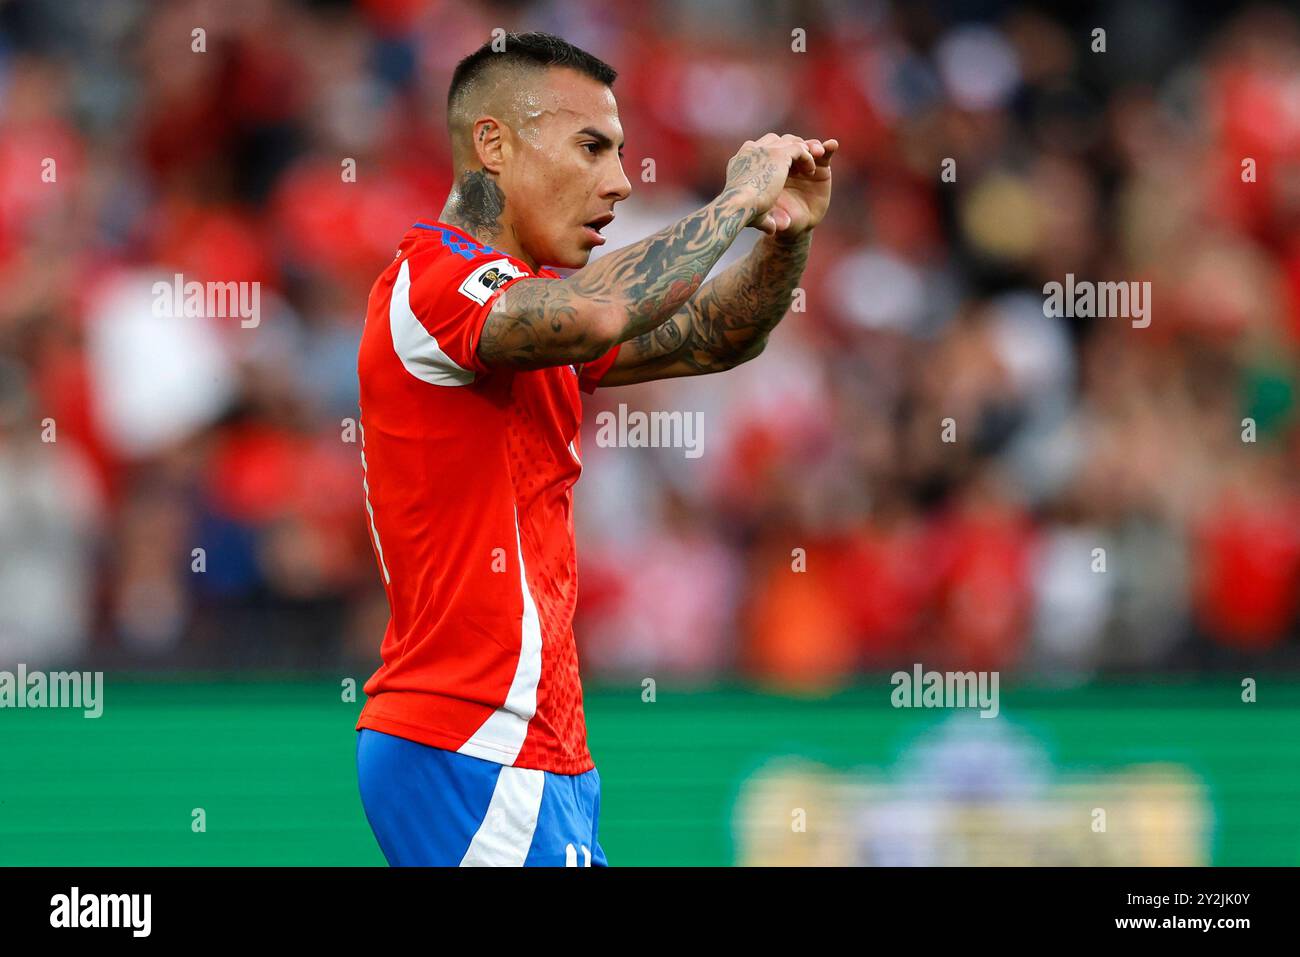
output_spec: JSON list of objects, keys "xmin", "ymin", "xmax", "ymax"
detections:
[{"xmin": 389, "ymin": 258, "xmax": 477, "ymax": 387}]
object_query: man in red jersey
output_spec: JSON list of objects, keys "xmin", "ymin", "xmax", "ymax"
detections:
[{"xmin": 354, "ymin": 31, "xmax": 837, "ymax": 865}]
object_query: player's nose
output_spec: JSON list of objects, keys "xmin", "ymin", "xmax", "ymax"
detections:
[{"xmin": 603, "ymin": 158, "xmax": 632, "ymax": 203}]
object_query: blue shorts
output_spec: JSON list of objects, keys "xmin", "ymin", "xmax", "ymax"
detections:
[{"xmin": 356, "ymin": 728, "xmax": 607, "ymax": 867}]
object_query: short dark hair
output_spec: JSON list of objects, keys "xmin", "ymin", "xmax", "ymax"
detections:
[{"xmin": 447, "ymin": 31, "xmax": 617, "ymax": 116}]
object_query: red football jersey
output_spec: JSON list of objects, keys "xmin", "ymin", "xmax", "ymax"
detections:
[{"xmin": 355, "ymin": 221, "xmax": 620, "ymax": 775}]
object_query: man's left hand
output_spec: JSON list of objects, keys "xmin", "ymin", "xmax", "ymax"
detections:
[{"xmin": 762, "ymin": 137, "xmax": 838, "ymax": 242}]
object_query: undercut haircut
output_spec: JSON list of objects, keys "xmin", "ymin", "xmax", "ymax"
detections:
[{"xmin": 446, "ymin": 31, "xmax": 617, "ymax": 131}]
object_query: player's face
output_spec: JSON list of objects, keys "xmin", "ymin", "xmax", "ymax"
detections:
[{"xmin": 502, "ymin": 70, "xmax": 631, "ymax": 269}]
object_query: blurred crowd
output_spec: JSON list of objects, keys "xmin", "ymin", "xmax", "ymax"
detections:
[{"xmin": 3, "ymin": 0, "xmax": 1300, "ymax": 686}]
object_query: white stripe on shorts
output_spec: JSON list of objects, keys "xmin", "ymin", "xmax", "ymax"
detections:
[{"xmin": 459, "ymin": 766, "xmax": 546, "ymax": 867}]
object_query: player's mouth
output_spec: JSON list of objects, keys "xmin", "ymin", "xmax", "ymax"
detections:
[{"xmin": 582, "ymin": 213, "xmax": 614, "ymax": 246}]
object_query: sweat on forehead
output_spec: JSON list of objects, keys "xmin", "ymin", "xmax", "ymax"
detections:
[{"xmin": 448, "ymin": 63, "xmax": 611, "ymax": 140}]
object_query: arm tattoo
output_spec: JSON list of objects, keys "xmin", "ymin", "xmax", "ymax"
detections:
[
  {"xmin": 723, "ymin": 150, "xmax": 779, "ymax": 202},
  {"xmin": 625, "ymin": 231, "xmax": 811, "ymax": 376},
  {"xmin": 477, "ymin": 189, "xmax": 758, "ymax": 369}
]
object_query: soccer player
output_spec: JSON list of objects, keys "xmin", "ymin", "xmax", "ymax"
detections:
[{"xmin": 354, "ymin": 31, "xmax": 837, "ymax": 866}]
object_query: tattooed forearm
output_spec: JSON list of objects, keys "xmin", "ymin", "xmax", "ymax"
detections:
[
  {"xmin": 609, "ymin": 230, "xmax": 811, "ymax": 382},
  {"xmin": 444, "ymin": 169, "xmax": 507, "ymax": 243},
  {"xmin": 593, "ymin": 187, "xmax": 754, "ymax": 336},
  {"xmin": 478, "ymin": 189, "xmax": 758, "ymax": 369}
]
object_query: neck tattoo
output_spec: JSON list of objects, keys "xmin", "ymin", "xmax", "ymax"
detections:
[{"xmin": 446, "ymin": 169, "xmax": 506, "ymax": 244}]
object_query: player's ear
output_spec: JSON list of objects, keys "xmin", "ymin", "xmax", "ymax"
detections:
[{"xmin": 472, "ymin": 117, "xmax": 507, "ymax": 174}]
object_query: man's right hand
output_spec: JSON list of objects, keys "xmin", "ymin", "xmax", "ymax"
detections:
[{"xmin": 723, "ymin": 134, "xmax": 819, "ymax": 235}]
